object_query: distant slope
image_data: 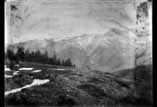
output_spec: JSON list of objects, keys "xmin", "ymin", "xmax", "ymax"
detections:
[{"xmin": 7, "ymin": 28, "xmax": 137, "ymax": 72}]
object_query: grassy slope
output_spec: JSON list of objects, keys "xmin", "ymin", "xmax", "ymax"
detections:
[{"xmin": 5, "ymin": 63, "xmax": 152, "ymax": 107}]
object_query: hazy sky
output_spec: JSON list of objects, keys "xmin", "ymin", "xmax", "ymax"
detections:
[{"xmin": 5, "ymin": 0, "xmax": 145, "ymax": 44}]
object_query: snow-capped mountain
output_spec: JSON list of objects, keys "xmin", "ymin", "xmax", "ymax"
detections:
[{"xmin": 7, "ymin": 28, "xmax": 138, "ymax": 72}]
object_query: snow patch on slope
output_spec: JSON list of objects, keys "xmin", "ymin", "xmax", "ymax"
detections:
[
  {"xmin": 19, "ymin": 67, "xmax": 34, "ymax": 70},
  {"xmin": 5, "ymin": 79, "xmax": 50, "ymax": 96}
]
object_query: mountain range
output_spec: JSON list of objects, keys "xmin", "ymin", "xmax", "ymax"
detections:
[{"xmin": 7, "ymin": 28, "xmax": 139, "ymax": 72}]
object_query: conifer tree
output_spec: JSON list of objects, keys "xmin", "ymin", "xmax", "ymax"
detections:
[{"xmin": 16, "ymin": 47, "xmax": 24, "ymax": 61}]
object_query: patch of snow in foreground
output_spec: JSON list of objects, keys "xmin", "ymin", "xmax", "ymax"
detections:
[
  {"xmin": 32, "ymin": 70, "xmax": 42, "ymax": 73},
  {"xmin": 15, "ymin": 64, "xmax": 20, "ymax": 67},
  {"xmin": 13, "ymin": 71, "xmax": 20, "ymax": 75},
  {"xmin": 5, "ymin": 75, "xmax": 13, "ymax": 78},
  {"xmin": 53, "ymin": 68, "xmax": 65, "ymax": 71},
  {"xmin": 5, "ymin": 65, "xmax": 11, "ymax": 72},
  {"xmin": 5, "ymin": 79, "xmax": 50, "ymax": 96},
  {"xmin": 19, "ymin": 68, "xmax": 34, "ymax": 71}
]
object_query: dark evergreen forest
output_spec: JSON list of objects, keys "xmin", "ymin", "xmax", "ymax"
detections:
[{"xmin": 6, "ymin": 47, "xmax": 74, "ymax": 67}]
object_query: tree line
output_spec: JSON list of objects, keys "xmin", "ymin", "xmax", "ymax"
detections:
[{"xmin": 6, "ymin": 47, "xmax": 74, "ymax": 67}]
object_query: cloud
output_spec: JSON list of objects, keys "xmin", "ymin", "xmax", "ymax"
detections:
[{"xmin": 7, "ymin": 0, "xmax": 137, "ymax": 43}]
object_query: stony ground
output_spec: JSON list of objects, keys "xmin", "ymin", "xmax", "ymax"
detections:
[{"xmin": 5, "ymin": 63, "xmax": 152, "ymax": 107}]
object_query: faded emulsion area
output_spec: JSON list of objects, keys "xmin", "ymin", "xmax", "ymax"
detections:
[{"xmin": 5, "ymin": 0, "xmax": 152, "ymax": 107}]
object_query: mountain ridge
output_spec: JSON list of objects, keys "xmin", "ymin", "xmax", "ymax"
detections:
[{"xmin": 7, "ymin": 28, "xmax": 136, "ymax": 72}]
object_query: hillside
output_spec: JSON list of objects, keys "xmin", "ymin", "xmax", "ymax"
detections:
[{"xmin": 5, "ymin": 63, "xmax": 152, "ymax": 106}]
